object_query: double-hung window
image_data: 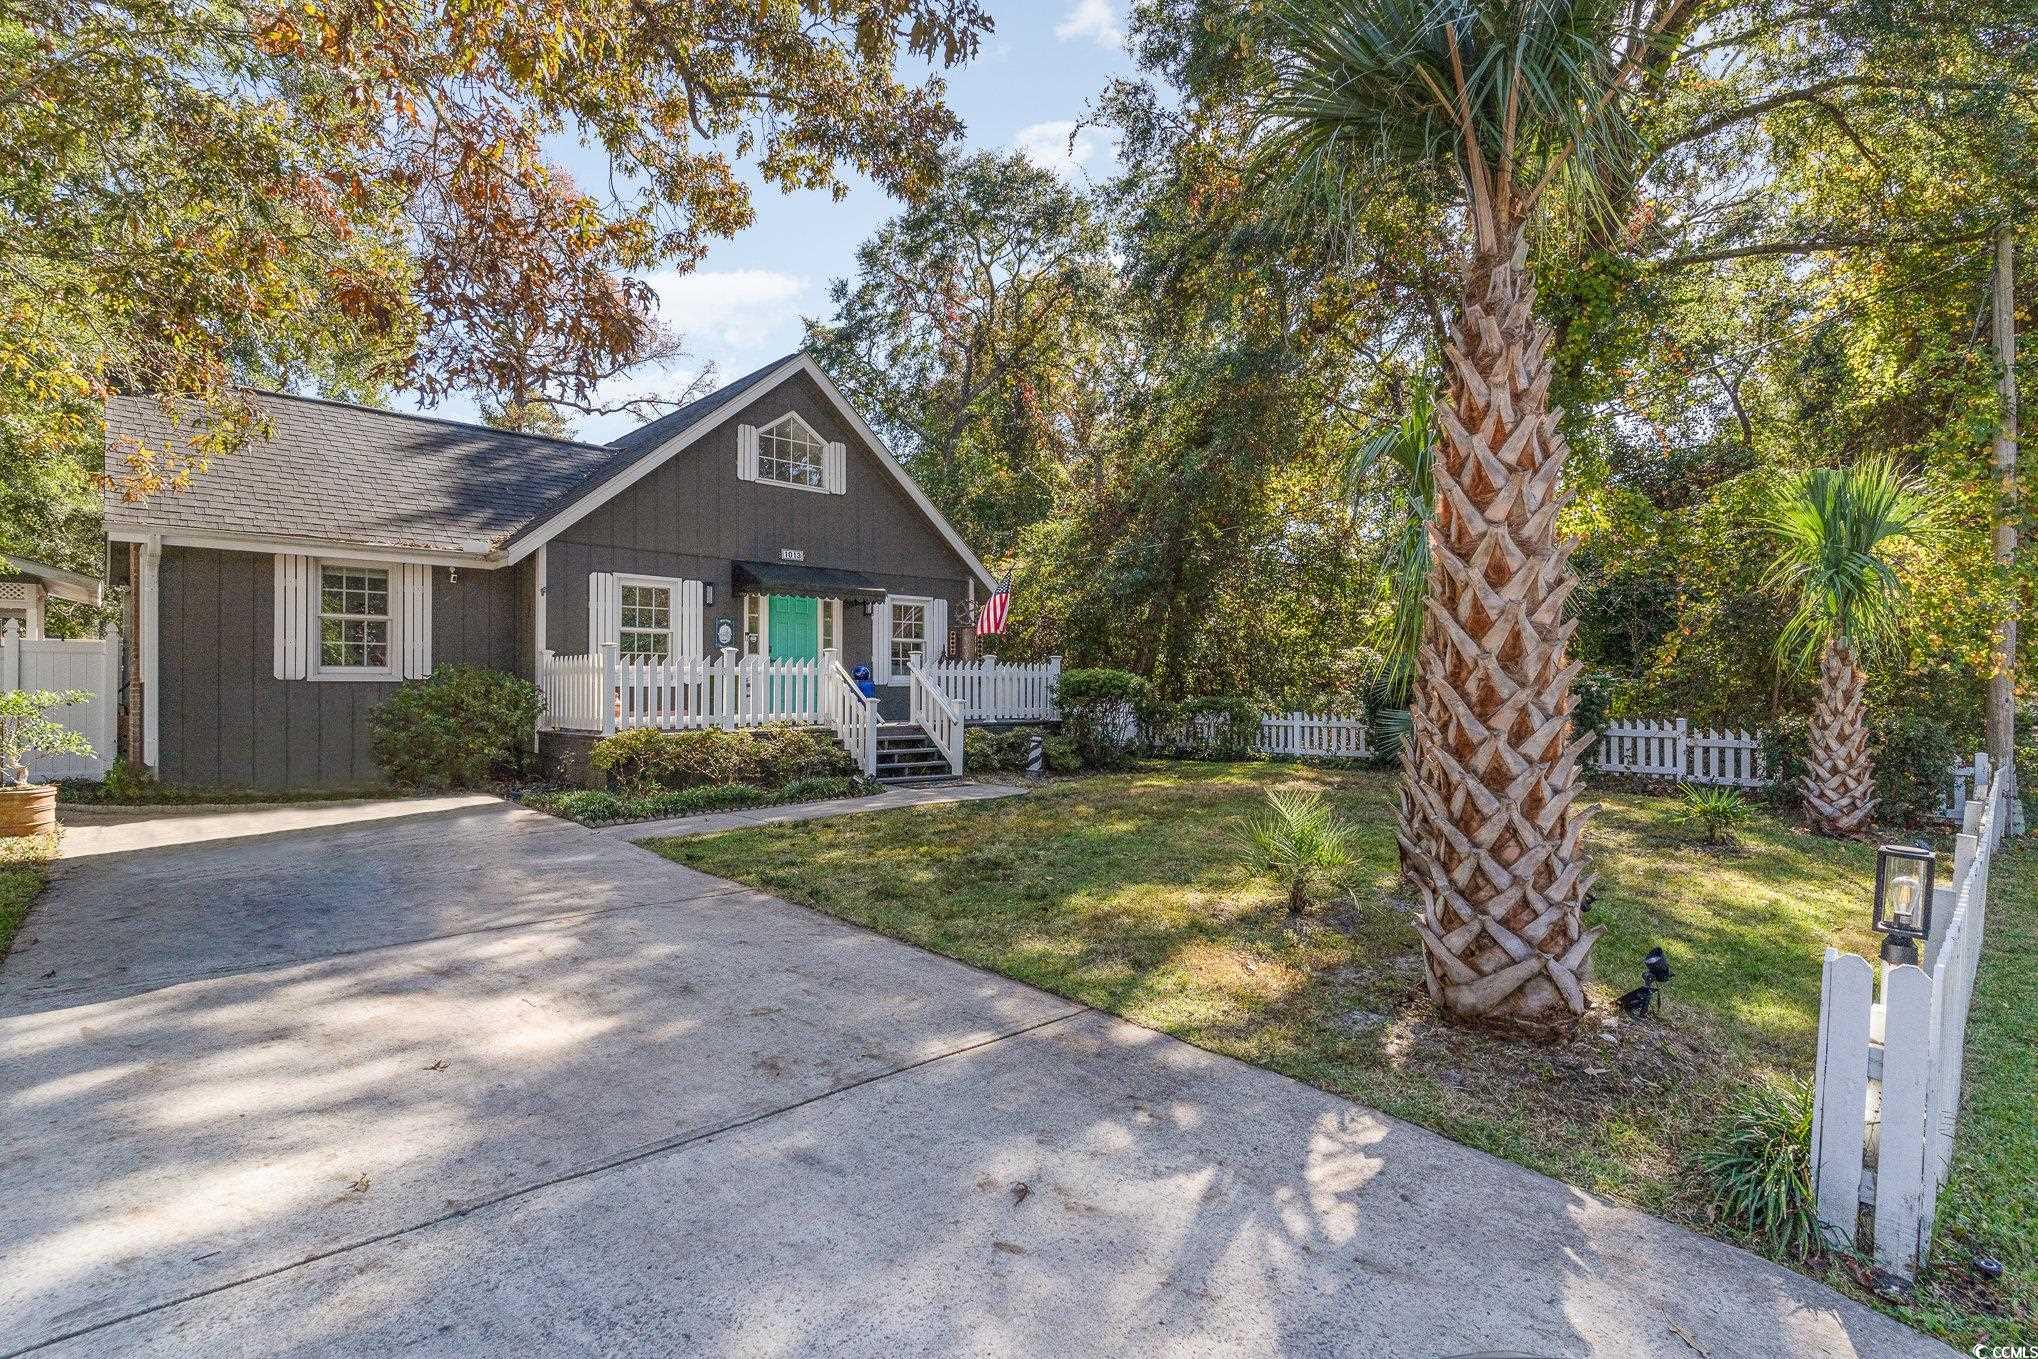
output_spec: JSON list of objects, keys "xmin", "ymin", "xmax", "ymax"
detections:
[
  {"xmin": 619, "ymin": 582, "xmax": 674, "ymax": 660},
  {"xmin": 757, "ymin": 414, "xmax": 826, "ymax": 490},
  {"xmin": 889, "ymin": 599, "xmax": 927, "ymax": 677},
  {"xmin": 318, "ymin": 565, "xmax": 390, "ymax": 674}
]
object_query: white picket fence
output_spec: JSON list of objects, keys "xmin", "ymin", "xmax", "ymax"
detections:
[
  {"xmin": 1, "ymin": 620, "xmax": 120, "ymax": 781},
  {"xmin": 1593, "ymin": 716, "xmax": 2005, "ymax": 822},
  {"xmin": 923, "ymin": 657, "xmax": 1061, "ymax": 721},
  {"xmin": 541, "ymin": 646, "xmax": 833, "ymax": 734},
  {"xmin": 1810, "ymin": 758, "xmax": 2011, "ymax": 1281},
  {"xmin": 1593, "ymin": 718, "xmax": 1767, "ymax": 786},
  {"xmin": 1253, "ymin": 712, "xmax": 1374, "ymax": 759},
  {"xmin": 539, "ymin": 645, "xmax": 883, "ymax": 775}
]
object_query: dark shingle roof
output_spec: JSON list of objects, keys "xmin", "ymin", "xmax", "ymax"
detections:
[{"xmin": 102, "ymin": 356, "xmax": 799, "ymax": 555}]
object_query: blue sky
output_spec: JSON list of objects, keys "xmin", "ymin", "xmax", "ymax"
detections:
[{"xmin": 410, "ymin": 1, "xmax": 1138, "ymax": 443}]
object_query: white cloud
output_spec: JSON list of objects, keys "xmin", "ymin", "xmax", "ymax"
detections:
[
  {"xmin": 1013, "ymin": 120, "xmax": 1116, "ymax": 182},
  {"xmin": 639, "ymin": 267, "xmax": 811, "ymax": 352},
  {"xmin": 1054, "ymin": 0, "xmax": 1124, "ymax": 48}
]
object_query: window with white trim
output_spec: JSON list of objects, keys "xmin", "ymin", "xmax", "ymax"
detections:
[
  {"xmin": 318, "ymin": 565, "xmax": 390, "ymax": 672},
  {"xmin": 619, "ymin": 582, "xmax": 674, "ymax": 660},
  {"xmin": 757, "ymin": 413, "xmax": 826, "ymax": 490},
  {"xmin": 889, "ymin": 598, "xmax": 927, "ymax": 677}
]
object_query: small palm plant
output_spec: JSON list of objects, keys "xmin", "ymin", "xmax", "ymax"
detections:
[
  {"xmin": 1761, "ymin": 457, "xmax": 1933, "ymax": 836},
  {"xmin": 1670, "ymin": 784, "xmax": 1752, "ymax": 847},
  {"xmin": 1238, "ymin": 787, "xmax": 1359, "ymax": 917},
  {"xmin": 0, "ymin": 689, "xmax": 93, "ymax": 787}
]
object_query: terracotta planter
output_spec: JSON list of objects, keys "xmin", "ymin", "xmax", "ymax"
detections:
[{"xmin": 0, "ymin": 784, "xmax": 58, "ymax": 838}]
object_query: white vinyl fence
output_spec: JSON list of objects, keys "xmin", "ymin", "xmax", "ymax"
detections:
[
  {"xmin": 0, "ymin": 620, "xmax": 120, "ymax": 781},
  {"xmin": 1810, "ymin": 758, "xmax": 2011, "ymax": 1281}
]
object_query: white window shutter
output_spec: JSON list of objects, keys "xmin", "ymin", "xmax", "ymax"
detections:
[
  {"xmin": 824, "ymin": 441, "xmax": 846, "ymax": 494},
  {"xmin": 397, "ymin": 564, "xmax": 433, "ymax": 679},
  {"xmin": 588, "ymin": 572, "xmax": 619, "ymax": 653},
  {"xmin": 927, "ymin": 598, "xmax": 949, "ymax": 662},
  {"xmin": 737, "ymin": 425, "xmax": 759, "ymax": 481},
  {"xmin": 870, "ymin": 596, "xmax": 893, "ymax": 684},
  {"xmin": 678, "ymin": 578, "xmax": 705, "ymax": 658},
  {"xmin": 273, "ymin": 554, "xmax": 310, "ymax": 680}
]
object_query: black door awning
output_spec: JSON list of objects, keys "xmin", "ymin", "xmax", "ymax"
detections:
[{"xmin": 732, "ymin": 559, "xmax": 888, "ymax": 603}]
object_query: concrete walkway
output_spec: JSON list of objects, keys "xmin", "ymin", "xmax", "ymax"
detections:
[
  {"xmin": 54, "ymin": 795, "xmax": 499, "ymax": 859},
  {"xmin": 595, "ymin": 779, "xmax": 1026, "ymax": 839},
  {"xmin": 0, "ymin": 799, "xmax": 1953, "ymax": 1358}
]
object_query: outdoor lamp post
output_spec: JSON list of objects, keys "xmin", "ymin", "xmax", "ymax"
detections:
[{"xmin": 1873, "ymin": 843, "xmax": 1936, "ymax": 966}]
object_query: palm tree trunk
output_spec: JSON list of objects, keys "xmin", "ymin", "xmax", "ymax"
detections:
[
  {"xmin": 1802, "ymin": 637, "xmax": 1876, "ymax": 836},
  {"xmin": 1399, "ymin": 228, "xmax": 1600, "ymax": 1038}
]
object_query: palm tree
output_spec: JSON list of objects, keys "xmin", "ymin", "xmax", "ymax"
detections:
[
  {"xmin": 1762, "ymin": 457, "xmax": 1932, "ymax": 837},
  {"xmin": 1252, "ymin": 0, "xmax": 1661, "ymax": 1035}
]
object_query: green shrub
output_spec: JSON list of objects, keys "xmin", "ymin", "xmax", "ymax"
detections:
[
  {"xmin": 370, "ymin": 666, "xmax": 543, "ymax": 790},
  {"xmin": 1040, "ymin": 733, "xmax": 1081, "ymax": 773},
  {"xmin": 1697, "ymin": 1077, "xmax": 1817, "ymax": 1261},
  {"xmin": 1670, "ymin": 784, "xmax": 1754, "ymax": 846},
  {"xmin": 1185, "ymin": 695, "xmax": 1261, "ymax": 760},
  {"xmin": 1870, "ymin": 710, "xmax": 1961, "ymax": 827},
  {"xmin": 1758, "ymin": 714, "xmax": 1811, "ymax": 813},
  {"xmin": 779, "ymin": 775, "xmax": 857, "ymax": 803},
  {"xmin": 1057, "ymin": 668, "xmax": 1149, "ymax": 768},
  {"xmin": 590, "ymin": 724, "xmax": 852, "ymax": 796},
  {"xmin": 526, "ymin": 788, "xmax": 626, "ymax": 823},
  {"xmin": 1235, "ymin": 787, "xmax": 1358, "ymax": 917},
  {"xmin": 964, "ymin": 727, "xmax": 1007, "ymax": 770}
]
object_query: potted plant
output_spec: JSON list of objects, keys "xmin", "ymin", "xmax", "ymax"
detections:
[{"xmin": 1, "ymin": 688, "xmax": 94, "ymax": 837}]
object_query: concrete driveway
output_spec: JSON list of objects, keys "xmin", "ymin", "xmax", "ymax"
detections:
[{"xmin": 1, "ymin": 799, "xmax": 1951, "ymax": 1358}]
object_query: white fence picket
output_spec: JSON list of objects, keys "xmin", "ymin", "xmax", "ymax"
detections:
[{"xmin": 1810, "ymin": 949, "xmax": 1874, "ymax": 1247}]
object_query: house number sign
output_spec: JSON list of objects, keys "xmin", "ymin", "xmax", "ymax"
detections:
[{"xmin": 779, "ymin": 548, "xmax": 805, "ymax": 561}]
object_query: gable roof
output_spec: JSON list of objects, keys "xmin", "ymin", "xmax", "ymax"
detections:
[
  {"xmin": 102, "ymin": 356, "xmax": 995, "ymax": 589},
  {"xmin": 494, "ymin": 353, "xmax": 996, "ymax": 590},
  {"xmin": 103, "ymin": 391, "xmax": 626, "ymax": 556}
]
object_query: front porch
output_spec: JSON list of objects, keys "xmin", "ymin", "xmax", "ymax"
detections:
[{"xmin": 535, "ymin": 647, "xmax": 1060, "ymax": 785}]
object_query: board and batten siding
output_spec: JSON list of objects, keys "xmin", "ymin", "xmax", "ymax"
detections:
[
  {"xmin": 155, "ymin": 547, "xmax": 529, "ymax": 789},
  {"xmin": 543, "ymin": 369, "xmax": 976, "ymax": 672}
]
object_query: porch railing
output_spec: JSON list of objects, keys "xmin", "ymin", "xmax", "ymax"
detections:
[
  {"xmin": 922, "ymin": 656, "xmax": 1061, "ymax": 721},
  {"xmin": 822, "ymin": 652, "xmax": 879, "ymax": 777},
  {"xmin": 908, "ymin": 653, "xmax": 964, "ymax": 776}
]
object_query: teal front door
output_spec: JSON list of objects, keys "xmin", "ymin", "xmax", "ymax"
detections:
[
  {"xmin": 767, "ymin": 595, "xmax": 820, "ymax": 714},
  {"xmin": 767, "ymin": 595, "xmax": 819, "ymax": 660}
]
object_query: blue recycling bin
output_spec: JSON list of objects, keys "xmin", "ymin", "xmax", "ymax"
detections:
[{"xmin": 852, "ymin": 664, "xmax": 877, "ymax": 699}]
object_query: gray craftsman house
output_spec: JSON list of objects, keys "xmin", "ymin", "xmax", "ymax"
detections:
[{"xmin": 103, "ymin": 353, "xmax": 1033, "ymax": 790}]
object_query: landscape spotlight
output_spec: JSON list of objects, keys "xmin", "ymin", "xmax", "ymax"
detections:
[{"xmin": 1873, "ymin": 843, "xmax": 1935, "ymax": 966}]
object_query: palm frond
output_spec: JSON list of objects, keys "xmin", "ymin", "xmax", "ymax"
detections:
[
  {"xmin": 1344, "ymin": 380, "xmax": 1438, "ymax": 704},
  {"xmin": 1248, "ymin": 0, "xmax": 1646, "ymax": 246},
  {"xmin": 1760, "ymin": 455, "xmax": 1936, "ymax": 670}
]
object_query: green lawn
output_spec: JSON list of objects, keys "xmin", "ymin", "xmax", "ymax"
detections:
[
  {"xmin": 647, "ymin": 761, "xmax": 2030, "ymax": 1346},
  {"xmin": 0, "ymin": 828, "xmax": 58, "ymax": 960}
]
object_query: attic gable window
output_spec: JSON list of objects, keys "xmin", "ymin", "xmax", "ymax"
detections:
[{"xmin": 757, "ymin": 413, "xmax": 826, "ymax": 490}]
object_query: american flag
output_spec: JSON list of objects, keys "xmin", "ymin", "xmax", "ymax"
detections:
[{"xmin": 975, "ymin": 571, "xmax": 1012, "ymax": 636}]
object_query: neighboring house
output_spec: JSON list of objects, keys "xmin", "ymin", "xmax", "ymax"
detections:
[{"xmin": 104, "ymin": 353, "xmax": 997, "ymax": 789}]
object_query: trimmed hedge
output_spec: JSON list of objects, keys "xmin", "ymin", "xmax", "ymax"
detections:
[
  {"xmin": 589, "ymin": 724, "xmax": 853, "ymax": 797},
  {"xmin": 1056, "ymin": 667, "xmax": 1149, "ymax": 769},
  {"xmin": 524, "ymin": 775, "xmax": 860, "ymax": 827}
]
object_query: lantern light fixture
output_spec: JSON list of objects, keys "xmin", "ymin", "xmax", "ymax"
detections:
[{"xmin": 1873, "ymin": 843, "xmax": 1936, "ymax": 966}]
